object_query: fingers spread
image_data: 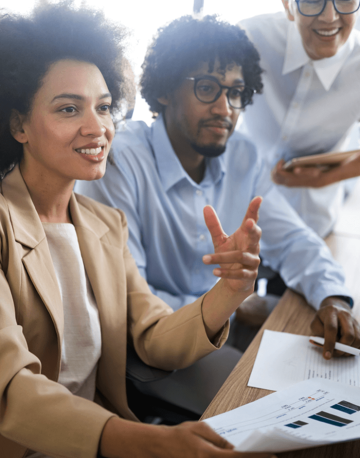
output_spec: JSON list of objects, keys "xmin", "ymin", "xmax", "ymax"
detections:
[
  {"xmin": 203, "ymin": 251, "xmax": 260, "ymax": 268},
  {"xmin": 213, "ymin": 268, "xmax": 258, "ymax": 280},
  {"xmin": 244, "ymin": 222, "xmax": 262, "ymax": 251},
  {"xmin": 241, "ymin": 196, "xmax": 262, "ymax": 227},
  {"xmin": 203, "ymin": 205, "xmax": 227, "ymax": 248}
]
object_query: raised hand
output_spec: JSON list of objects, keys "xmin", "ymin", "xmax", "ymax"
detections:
[{"xmin": 202, "ymin": 197, "xmax": 262, "ymax": 294}]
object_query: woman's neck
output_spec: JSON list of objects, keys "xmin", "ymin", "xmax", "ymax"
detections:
[{"xmin": 20, "ymin": 160, "xmax": 74, "ymax": 224}]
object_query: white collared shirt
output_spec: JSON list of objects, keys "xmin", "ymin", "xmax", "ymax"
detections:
[{"xmin": 239, "ymin": 12, "xmax": 360, "ymax": 237}]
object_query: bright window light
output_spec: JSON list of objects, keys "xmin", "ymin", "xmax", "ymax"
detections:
[
  {"xmin": 1, "ymin": 0, "xmax": 283, "ymax": 122},
  {"xmin": 203, "ymin": 0, "xmax": 283, "ymax": 23}
]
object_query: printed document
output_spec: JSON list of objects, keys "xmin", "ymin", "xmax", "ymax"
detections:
[
  {"xmin": 204, "ymin": 379, "xmax": 360, "ymax": 453},
  {"xmin": 248, "ymin": 330, "xmax": 360, "ymax": 391}
]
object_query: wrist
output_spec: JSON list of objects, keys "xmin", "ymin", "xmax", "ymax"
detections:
[
  {"xmin": 202, "ymin": 279, "xmax": 252, "ymax": 340},
  {"xmin": 320, "ymin": 296, "xmax": 352, "ymax": 312},
  {"xmin": 327, "ymin": 157, "xmax": 360, "ymax": 184},
  {"xmin": 100, "ymin": 417, "xmax": 162, "ymax": 458}
]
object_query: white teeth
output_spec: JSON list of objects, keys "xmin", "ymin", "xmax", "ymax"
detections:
[
  {"xmin": 77, "ymin": 147, "xmax": 102, "ymax": 155},
  {"xmin": 315, "ymin": 28, "xmax": 339, "ymax": 36}
]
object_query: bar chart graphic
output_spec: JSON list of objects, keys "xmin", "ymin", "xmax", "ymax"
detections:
[
  {"xmin": 309, "ymin": 411, "xmax": 354, "ymax": 427},
  {"xmin": 331, "ymin": 401, "xmax": 360, "ymax": 415},
  {"xmin": 285, "ymin": 420, "xmax": 308, "ymax": 429},
  {"xmin": 205, "ymin": 379, "xmax": 360, "ymax": 453}
]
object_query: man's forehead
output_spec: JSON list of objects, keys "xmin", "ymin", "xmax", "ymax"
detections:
[{"xmin": 190, "ymin": 61, "xmax": 243, "ymax": 82}]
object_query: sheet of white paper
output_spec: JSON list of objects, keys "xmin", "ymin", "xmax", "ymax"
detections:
[
  {"xmin": 247, "ymin": 330, "xmax": 360, "ymax": 391},
  {"xmin": 204, "ymin": 379, "xmax": 360, "ymax": 453}
]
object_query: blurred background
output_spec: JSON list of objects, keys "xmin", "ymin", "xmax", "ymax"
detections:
[{"xmin": 0, "ymin": 0, "xmax": 283, "ymax": 121}]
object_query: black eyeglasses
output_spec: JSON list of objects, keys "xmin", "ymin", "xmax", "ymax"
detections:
[
  {"xmin": 185, "ymin": 76, "xmax": 255, "ymax": 109},
  {"xmin": 295, "ymin": 0, "xmax": 360, "ymax": 16}
]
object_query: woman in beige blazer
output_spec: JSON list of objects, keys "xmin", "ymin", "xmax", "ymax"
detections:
[{"xmin": 0, "ymin": 4, "xmax": 272, "ymax": 458}]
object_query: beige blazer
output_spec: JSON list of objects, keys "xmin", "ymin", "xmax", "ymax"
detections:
[{"xmin": 0, "ymin": 166, "xmax": 228, "ymax": 458}]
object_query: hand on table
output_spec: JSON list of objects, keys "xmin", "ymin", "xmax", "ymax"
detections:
[
  {"xmin": 271, "ymin": 159, "xmax": 334, "ymax": 188},
  {"xmin": 202, "ymin": 196, "xmax": 262, "ymax": 295},
  {"xmin": 311, "ymin": 296, "xmax": 360, "ymax": 359}
]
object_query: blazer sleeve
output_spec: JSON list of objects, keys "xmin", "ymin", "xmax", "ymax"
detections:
[
  {"xmin": 0, "ymin": 226, "xmax": 114, "ymax": 458},
  {"xmin": 121, "ymin": 210, "xmax": 230, "ymax": 371}
]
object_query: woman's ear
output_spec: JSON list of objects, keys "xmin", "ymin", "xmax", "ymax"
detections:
[
  {"xmin": 282, "ymin": 0, "xmax": 296, "ymax": 21},
  {"xmin": 9, "ymin": 110, "xmax": 28, "ymax": 144}
]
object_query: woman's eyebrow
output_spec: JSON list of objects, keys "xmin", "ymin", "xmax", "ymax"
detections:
[
  {"xmin": 51, "ymin": 92, "xmax": 112, "ymax": 103},
  {"xmin": 99, "ymin": 92, "xmax": 112, "ymax": 100}
]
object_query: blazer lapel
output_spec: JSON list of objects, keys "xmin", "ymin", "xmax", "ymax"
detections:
[
  {"xmin": 69, "ymin": 193, "xmax": 128, "ymax": 333},
  {"xmin": 69, "ymin": 194, "xmax": 130, "ymax": 413},
  {"xmin": 1, "ymin": 166, "xmax": 64, "ymax": 343}
]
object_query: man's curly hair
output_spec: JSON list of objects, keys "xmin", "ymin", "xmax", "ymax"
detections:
[
  {"xmin": 0, "ymin": 1, "xmax": 126, "ymax": 175},
  {"xmin": 141, "ymin": 15, "xmax": 263, "ymax": 116}
]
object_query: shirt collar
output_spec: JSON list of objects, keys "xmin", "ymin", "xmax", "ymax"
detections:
[
  {"xmin": 282, "ymin": 21, "xmax": 355, "ymax": 91},
  {"xmin": 151, "ymin": 114, "xmax": 226, "ymax": 192}
]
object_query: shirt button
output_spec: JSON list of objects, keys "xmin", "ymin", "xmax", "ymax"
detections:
[
  {"xmin": 196, "ymin": 190, "xmax": 203, "ymax": 196},
  {"xmin": 282, "ymin": 135, "xmax": 288, "ymax": 141},
  {"xmin": 304, "ymin": 72, "xmax": 310, "ymax": 78},
  {"xmin": 293, "ymin": 102, "xmax": 298, "ymax": 108},
  {"xmin": 199, "ymin": 234, "xmax": 206, "ymax": 241},
  {"xmin": 194, "ymin": 268, "xmax": 200, "ymax": 274}
]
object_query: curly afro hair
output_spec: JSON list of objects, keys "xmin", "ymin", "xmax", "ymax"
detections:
[
  {"xmin": 0, "ymin": 1, "xmax": 126, "ymax": 175},
  {"xmin": 140, "ymin": 15, "xmax": 263, "ymax": 116}
]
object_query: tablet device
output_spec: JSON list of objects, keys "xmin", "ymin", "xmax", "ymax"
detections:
[{"xmin": 283, "ymin": 149, "xmax": 360, "ymax": 171}]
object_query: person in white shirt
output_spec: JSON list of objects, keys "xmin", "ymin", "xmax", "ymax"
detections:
[{"xmin": 239, "ymin": 0, "xmax": 360, "ymax": 238}]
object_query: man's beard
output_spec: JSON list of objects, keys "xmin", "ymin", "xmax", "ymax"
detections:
[{"xmin": 190, "ymin": 142, "xmax": 227, "ymax": 158}]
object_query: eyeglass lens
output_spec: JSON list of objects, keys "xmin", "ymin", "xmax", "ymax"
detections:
[
  {"xmin": 298, "ymin": 0, "xmax": 360, "ymax": 16},
  {"xmin": 195, "ymin": 78, "xmax": 244, "ymax": 108}
]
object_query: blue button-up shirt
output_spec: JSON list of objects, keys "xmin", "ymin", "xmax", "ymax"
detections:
[{"xmin": 75, "ymin": 115, "xmax": 351, "ymax": 311}]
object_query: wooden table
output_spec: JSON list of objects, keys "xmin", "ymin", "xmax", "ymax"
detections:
[{"xmin": 201, "ymin": 182, "xmax": 360, "ymax": 457}]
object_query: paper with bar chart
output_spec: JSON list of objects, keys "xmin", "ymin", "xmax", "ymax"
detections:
[
  {"xmin": 247, "ymin": 330, "xmax": 360, "ymax": 391},
  {"xmin": 204, "ymin": 379, "xmax": 360, "ymax": 453}
]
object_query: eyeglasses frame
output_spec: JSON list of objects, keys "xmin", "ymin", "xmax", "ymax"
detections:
[
  {"xmin": 294, "ymin": 0, "xmax": 360, "ymax": 17},
  {"xmin": 185, "ymin": 76, "xmax": 255, "ymax": 110}
]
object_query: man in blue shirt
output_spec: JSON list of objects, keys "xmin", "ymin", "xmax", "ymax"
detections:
[{"xmin": 76, "ymin": 16, "xmax": 360, "ymax": 362}]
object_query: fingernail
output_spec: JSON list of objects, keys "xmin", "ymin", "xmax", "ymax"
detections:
[
  {"xmin": 213, "ymin": 268, "xmax": 221, "ymax": 276},
  {"xmin": 325, "ymin": 351, "xmax": 332, "ymax": 360},
  {"xmin": 203, "ymin": 255, "xmax": 211, "ymax": 264}
]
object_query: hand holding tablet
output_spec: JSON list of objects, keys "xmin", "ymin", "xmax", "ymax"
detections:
[{"xmin": 283, "ymin": 149, "xmax": 360, "ymax": 171}]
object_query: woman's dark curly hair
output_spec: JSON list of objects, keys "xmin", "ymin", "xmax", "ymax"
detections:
[
  {"xmin": 0, "ymin": 1, "xmax": 126, "ymax": 175},
  {"xmin": 141, "ymin": 15, "xmax": 263, "ymax": 116}
]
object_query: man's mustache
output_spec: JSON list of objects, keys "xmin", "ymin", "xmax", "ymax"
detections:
[{"xmin": 199, "ymin": 117, "xmax": 233, "ymax": 131}]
